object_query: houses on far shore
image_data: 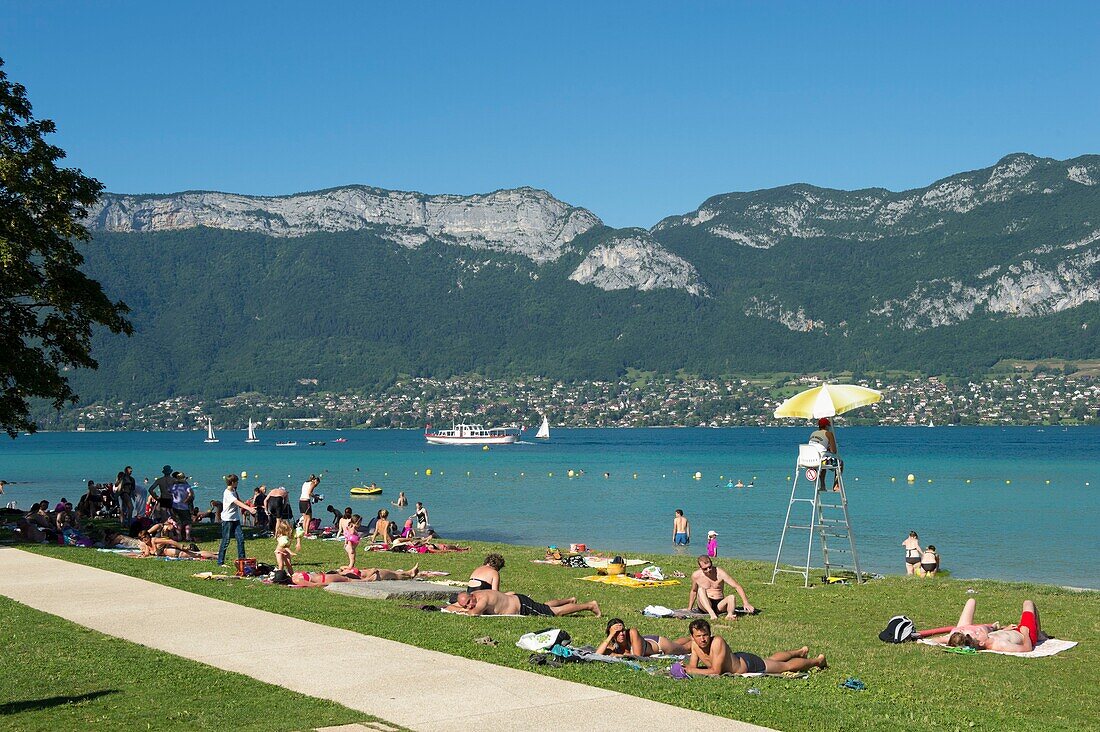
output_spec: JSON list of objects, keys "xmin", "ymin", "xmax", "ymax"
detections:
[{"xmin": 47, "ymin": 370, "xmax": 1099, "ymax": 432}]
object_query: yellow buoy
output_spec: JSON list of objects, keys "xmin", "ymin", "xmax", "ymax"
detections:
[
  {"xmin": 1005, "ymin": 480, "xmax": 1011, "ymax": 485},
  {"xmin": 520, "ymin": 472, "xmax": 524, "ymax": 477},
  {"xmin": 966, "ymin": 479, "xmax": 971, "ymax": 484},
  {"xmin": 927, "ymin": 479, "xmax": 933, "ymax": 483},
  {"xmin": 483, "ymin": 445, "xmax": 489, "ymax": 451},
  {"xmin": 891, "ymin": 477, "xmax": 896, "ymax": 482},
  {"xmin": 414, "ymin": 471, "xmax": 418, "ymax": 476},
  {"xmin": 752, "ymin": 476, "xmax": 757, "ymax": 480},
  {"xmin": 693, "ymin": 471, "xmax": 702, "ymax": 480},
  {"xmin": 466, "ymin": 471, "xmax": 471, "ymax": 476},
  {"xmin": 633, "ymin": 473, "xmax": 638, "ymax": 479},
  {"xmin": 425, "ymin": 469, "xmax": 432, "ymax": 476},
  {"xmin": 720, "ymin": 475, "xmax": 724, "ymax": 480},
  {"xmin": 907, "ymin": 474, "xmax": 915, "ymax": 482},
  {"xmin": 1045, "ymin": 480, "xmax": 1050, "ymax": 484},
  {"xmin": 241, "ymin": 471, "xmax": 248, "ymax": 478},
  {"xmin": 568, "ymin": 469, "xmax": 575, "ymax": 478},
  {"xmin": 548, "ymin": 472, "xmax": 553, "ymax": 477},
  {"xmin": 787, "ymin": 475, "xmax": 791, "ymax": 481}
]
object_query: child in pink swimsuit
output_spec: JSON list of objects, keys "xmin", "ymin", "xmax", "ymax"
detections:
[{"xmin": 342, "ymin": 514, "xmax": 362, "ymax": 570}]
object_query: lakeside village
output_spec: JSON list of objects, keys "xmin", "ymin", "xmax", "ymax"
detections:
[{"xmin": 45, "ymin": 367, "xmax": 1100, "ymax": 432}]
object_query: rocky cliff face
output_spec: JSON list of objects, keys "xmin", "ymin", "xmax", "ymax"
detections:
[
  {"xmin": 651, "ymin": 153, "xmax": 1100, "ymax": 329},
  {"xmin": 568, "ymin": 231, "xmax": 706, "ymax": 296},
  {"xmin": 88, "ymin": 154, "xmax": 1100, "ymax": 315},
  {"xmin": 89, "ymin": 186, "xmax": 601, "ymax": 265}
]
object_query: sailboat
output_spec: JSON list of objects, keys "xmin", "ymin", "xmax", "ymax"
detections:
[
  {"xmin": 535, "ymin": 414, "xmax": 550, "ymax": 440},
  {"xmin": 245, "ymin": 418, "xmax": 260, "ymax": 444},
  {"xmin": 204, "ymin": 418, "xmax": 219, "ymax": 443}
]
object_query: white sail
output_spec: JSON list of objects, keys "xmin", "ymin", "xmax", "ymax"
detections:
[
  {"xmin": 246, "ymin": 418, "xmax": 259, "ymax": 443},
  {"xmin": 204, "ymin": 418, "xmax": 219, "ymax": 443},
  {"xmin": 535, "ymin": 414, "xmax": 550, "ymax": 439}
]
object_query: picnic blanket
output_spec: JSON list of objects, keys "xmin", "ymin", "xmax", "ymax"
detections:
[
  {"xmin": 918, "ymin": 636, "xmax": 1078, "ymax": 658},
  {"xmin": 580, "ymin": 575, "xmax": 680, "ymax": 588}
]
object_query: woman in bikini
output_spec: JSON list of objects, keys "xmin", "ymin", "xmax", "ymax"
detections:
[
  {"xmin": 291, "ymin": 564, "xmax": 419, "ymax": 586},
  {"xmin": 903, "ymin": 531, "xmax": 922, "ymax": 576},
  {"xmin": 920, "ymin": 545, "xmax": 940, "ymax": 577},
  {"xmin": 137, "ymin": 531, "xmax": 217, "ymax": 559},
  {"xmin": 596, "ymin": 618, "xmax": 690, "ymax": 657},
  {"xmin": 467, "ymin": 553, "xmax": 504, "ymax": 592}
]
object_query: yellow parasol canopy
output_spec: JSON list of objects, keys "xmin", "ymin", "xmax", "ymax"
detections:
[{"xmin": 773, "ymin": 383, "xmax": 883, "ymax": 420}]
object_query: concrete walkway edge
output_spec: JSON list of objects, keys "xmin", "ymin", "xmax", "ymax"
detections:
[{"xmin": 0, "ymin": 548, "xmax": 774, "ymax": 732}]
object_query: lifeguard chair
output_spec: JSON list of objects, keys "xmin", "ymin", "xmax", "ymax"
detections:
[{"xmin": 769, "ymin": 443, "xmax": 863, "ymax": 587}]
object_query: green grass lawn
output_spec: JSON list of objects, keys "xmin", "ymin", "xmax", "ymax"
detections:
[
  {"xmin": 16, "ymin": 526, "xmax": 1099, "ymax": 732},
  {"xmin": 0, "ymin": 595, "xmax": 385, "ymax": 732}
]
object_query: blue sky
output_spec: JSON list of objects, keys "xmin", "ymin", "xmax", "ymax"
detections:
[{"xmin": 2, "ymin": 1, "xmax": 1097, "ymax": 227}]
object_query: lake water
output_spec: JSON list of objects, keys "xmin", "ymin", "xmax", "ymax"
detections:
[{"xmin": 2, "ymin": 427, "xmax": 1097, "ymax": 588}]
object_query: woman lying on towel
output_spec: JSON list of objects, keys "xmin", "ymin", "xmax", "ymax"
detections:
[
  {"xmin": 596, "ymin": 618, "xmax": 689, "ymax": 657},
  {"xmin": 137, "ymin": 531, "xmax": 217, "ymax": 559},
  {"xmin": 933, "ymin": 598, "xmax": 1046, "ymax": 652},
  {"xmin": 290, "ymin": 564, "xmax": 419, "ymax": 586}
]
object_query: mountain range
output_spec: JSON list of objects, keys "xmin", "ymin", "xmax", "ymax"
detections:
[{"xmin": 69, "ymin": 153, "xmax": 1099, "ymax": 405}]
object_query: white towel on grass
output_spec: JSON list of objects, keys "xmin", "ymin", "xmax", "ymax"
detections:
[{"xmin": 918, "ymin": 637, "xmax": 1078, "ymax": 658}]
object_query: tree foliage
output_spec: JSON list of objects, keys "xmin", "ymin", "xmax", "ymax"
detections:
[{"xmin": 0, "ymin": 58, "xmax": 132, "ymax": 436}]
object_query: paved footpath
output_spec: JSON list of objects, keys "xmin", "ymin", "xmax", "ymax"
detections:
[{"xmin": 0, "ymin": 548, "xmax": 774, "ymax": 732}]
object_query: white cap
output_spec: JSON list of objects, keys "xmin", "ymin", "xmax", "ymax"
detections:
[{"xmin": 707, "ymin": 530, "xmax": 718, "ymax": 537}]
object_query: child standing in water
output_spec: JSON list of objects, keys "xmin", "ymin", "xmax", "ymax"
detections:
[
  {"xmin": 342, "ymin": 514, "xmax": 362, "ymax": 570},
  {"xmin": 706, "ymin": 530, "xmax": 719, "ymax": 558},
  {"xmin": 274, "ymin": 519, "xmax": 296, "ymax": 574}
]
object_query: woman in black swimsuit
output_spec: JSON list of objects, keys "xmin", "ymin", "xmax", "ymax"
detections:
[
  {"xmin": 467, "ymin": 553, "xmax": 504, "ymax": 591},
  {"xmin": 903, "ymin": 531, "xmax": 922, "ymax": 576}
]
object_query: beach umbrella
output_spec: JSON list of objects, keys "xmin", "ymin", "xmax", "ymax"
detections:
[{"xmin": 773, "ymin": 383, "xmax": 882, "ymax": 420}]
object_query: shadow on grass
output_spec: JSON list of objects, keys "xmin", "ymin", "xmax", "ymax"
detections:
[{"xmin": 1, "ymin": 689, "xmax": 118, "ymax": 714}]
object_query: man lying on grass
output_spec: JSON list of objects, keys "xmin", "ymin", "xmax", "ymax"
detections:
[
  {"xmin": 445, "ymin": 590, "xmax": 600, "ymax": 617},
  {"xmin": 931, "ymin": 598, "xmax": 1046, "ymax": 653},
  {"xmin": 684, "ymin": 619, "xmax": 827, "ymax": 676}
]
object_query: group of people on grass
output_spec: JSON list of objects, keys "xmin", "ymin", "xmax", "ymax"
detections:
[{"xmin": 439, "ymin": 550, "xmax": 825, "ymax": 676}]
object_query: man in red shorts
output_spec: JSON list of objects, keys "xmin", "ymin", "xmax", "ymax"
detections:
[{"xmin": 938, "ymin": 598, "xmax": 1045, "ymax": 652}]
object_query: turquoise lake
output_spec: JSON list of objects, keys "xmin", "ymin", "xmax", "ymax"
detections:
[{"xmin": 2, "ymin": 427, "xmax": 1097, "ymax": 588}]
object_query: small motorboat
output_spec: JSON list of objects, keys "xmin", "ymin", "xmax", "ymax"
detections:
[
  {"xmin": 333, "ymin": 437, "xmax": 348, "ymax": 443},
  {"xmin": 350, "ymin": 485, "xmax": 382, "ymax": 496},
  {"xmin": 275, "ymin": 441, "xmax": 297, "ymax": 447},
  {"xmin": 308, "ymin": 441, "xmax": 326, "ymax": 446}
]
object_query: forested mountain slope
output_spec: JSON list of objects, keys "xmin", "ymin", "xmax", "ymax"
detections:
[{"xmin": 70, "ymin": 154, "xmax": 1099, "ymax": 404}]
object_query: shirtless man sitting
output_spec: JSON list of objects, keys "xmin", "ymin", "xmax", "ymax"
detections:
[
  {"xmin": 933, "ymin": 598, "xmax": 1045, "ymax": 653},
  {"xmin": 445, "ymin": 590, "xmax": 600, "ymax": 617},
  {"xmin": 684, "ymin": 618, "xmax": 827, "ymax": 676},
  {"xmin": 689, "ymin": 555, "xmax": 756, "ymax": 619}
]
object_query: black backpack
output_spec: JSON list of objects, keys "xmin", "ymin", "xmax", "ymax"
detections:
[{"xmin": 879, "ymin": 615, "xmax": 916, "ymax": 643}]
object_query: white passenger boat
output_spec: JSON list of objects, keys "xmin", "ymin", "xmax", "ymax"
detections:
[{"xmin": 424, "ymin": 422, "xmax": 521, "ymax": 445}]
